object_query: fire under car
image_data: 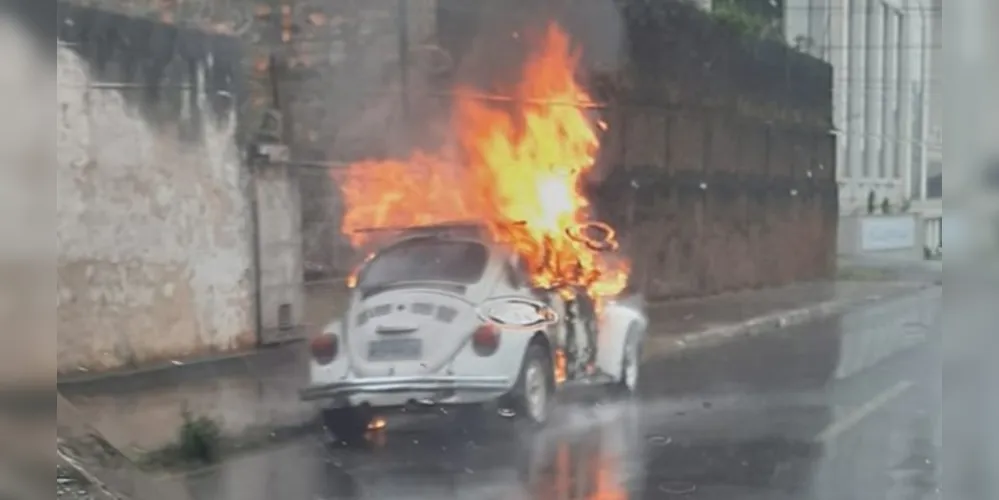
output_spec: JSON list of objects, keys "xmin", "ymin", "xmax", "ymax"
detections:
[{"xmin": 298, "ymin": 223, "xmax": 648, "ymax": 440}]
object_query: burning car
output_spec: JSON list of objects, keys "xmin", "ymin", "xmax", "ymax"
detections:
[
  {"xmin": 300, "ymin": 23, "xmax": 644, "ymax": 439},
  {"xmin": 299, "ymin": 223, "xmax": 647, "ymax": 438}
]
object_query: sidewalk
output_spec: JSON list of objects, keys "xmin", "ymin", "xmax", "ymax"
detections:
[
  {"xmin": 642, "ymin": 280, "xmax": 928, "ymax": 358},
  {"xmin": 58, "ymin": 344, "xmax": 312, "ymax": 460},
  {"xmin": 837, "ymin": 254, "xmax": 943, "ymax": 283},
  {"xmin": 56, "ymin": 278, "xmax": 933, "ymax": 464}
]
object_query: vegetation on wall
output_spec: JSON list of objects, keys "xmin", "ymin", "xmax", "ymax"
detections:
[
  {"xmin": 710, "ymin": 0, "xmax": 785, "ymax": 42},
  {"xmin": 614, "ymin": 0, "xmax": 788, "ymax": 47}
]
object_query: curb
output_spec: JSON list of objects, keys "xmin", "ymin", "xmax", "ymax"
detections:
[
  {"xmin": 57, "ymin": 340, "xmax": 304, "ymax": 388},
  {"xmin": 641, "ymin": 283, "xmax": 934, "ymax": 361}
]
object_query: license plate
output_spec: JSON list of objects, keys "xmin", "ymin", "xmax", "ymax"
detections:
[{"xmin": 367, "ymin": 338, "xmax": 423, "ymax": 361}]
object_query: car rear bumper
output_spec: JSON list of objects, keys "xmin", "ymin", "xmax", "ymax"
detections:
[{"xmin": 299, "ymin": 375, "xmax": 513, "ymax": 402}]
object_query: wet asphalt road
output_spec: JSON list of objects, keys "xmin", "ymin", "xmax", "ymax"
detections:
[{"xmin": 168, "ymin": 287, "xmax": 943, "ymax": 500}]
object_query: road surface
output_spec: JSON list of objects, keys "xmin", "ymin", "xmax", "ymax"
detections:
[{"xmin": 153, "ymin": 287, "xmax": 944, "ymax": 500}]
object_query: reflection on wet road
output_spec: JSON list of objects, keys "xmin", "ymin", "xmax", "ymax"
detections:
[{"xmin": 168, "ymin": 288, "xmax": 941, "ymax": 500}]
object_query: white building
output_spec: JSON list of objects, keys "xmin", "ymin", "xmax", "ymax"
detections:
[
  {"xmin": 783, "ymin": 0, "xmax": 940, "ymax": 213},
  {"xmin": 925, "ymin": 0, "xmax": 941, "ymax": 196}
]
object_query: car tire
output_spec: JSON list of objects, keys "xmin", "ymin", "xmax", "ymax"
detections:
[
  {"xmin": 509, "ymin": 342, "xmax": 555, "ymax": 426},
  {"xmin": 321, "ymin": 406, "xmax": 372, "ymax": 445}
]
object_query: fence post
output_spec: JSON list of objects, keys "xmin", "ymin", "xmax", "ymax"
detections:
[
  {"xmin": 397, "ymin": 0, "xmax": 410, "ymax": 148},
  {"xmin": 249, "ymin": 156, "xmax": 264, "ymax": 345}
]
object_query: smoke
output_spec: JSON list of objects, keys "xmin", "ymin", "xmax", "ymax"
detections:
[
  {"xmin": 439, "ymin": 0, "xmax": 626, "ymax": 187},
  {"xmin": 558, "ymin": 0, "xmax": 628, "ymax": 74},
  {"xmin": 447, "ymin": 0, "xmax": 626, "ymax": 96},
  {"xmin": 329, "ymin": 0, "xmax": 628, "ymax": 161}
]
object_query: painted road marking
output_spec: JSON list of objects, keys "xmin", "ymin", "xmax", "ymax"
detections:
[{"xmin": 815, "ymin": 380, "xmax": 915, "ymax": 443}]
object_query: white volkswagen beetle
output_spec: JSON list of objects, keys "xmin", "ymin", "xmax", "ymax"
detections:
[{"xmin": 299, "ymin": 223, "xmax": 647, "ymax": 440}]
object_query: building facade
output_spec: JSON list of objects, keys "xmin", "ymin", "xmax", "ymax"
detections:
[
  {"xmin": 783, "ymin": 0, "xmax": 939, "ymax": 212},
  {"xmin": 925, "ymin": 0, "xmax": 941, "ymax": 197}
]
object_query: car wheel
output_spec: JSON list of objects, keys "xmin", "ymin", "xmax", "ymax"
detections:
[
  {"xmin": 321, "ymin": 406, "xmax": 372, "ymax": 445},
  {"xmin": 510, "ymin": 343, "xmax": 555, "ymax": 426}
]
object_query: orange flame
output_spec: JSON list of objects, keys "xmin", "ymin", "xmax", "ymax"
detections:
[{"xmin": 337, "ymin": 23, "xmax": 629, "ymax": 302}]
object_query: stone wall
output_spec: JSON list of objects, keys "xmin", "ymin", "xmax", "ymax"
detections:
[{"xmin": 56, "ymin": 3, "xmax": 255, "ymax": 373}]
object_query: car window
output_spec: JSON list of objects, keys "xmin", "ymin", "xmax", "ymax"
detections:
[{"xmin": 358, "ymin": 237, "xmax": 489, "ymax": 288}]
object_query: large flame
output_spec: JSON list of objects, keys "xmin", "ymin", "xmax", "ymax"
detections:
[{"xmin": 337, "ymin": 23, "xmax": 628, "ymax": 301}]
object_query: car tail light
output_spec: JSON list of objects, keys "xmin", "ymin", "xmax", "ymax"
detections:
[
  {"xmin": 472, "ymin": 324, "xmax": 500, "ymax": 356},
  {"xmin": 310, "ymin": 334, "xmax": 338, "ymax": 365}
]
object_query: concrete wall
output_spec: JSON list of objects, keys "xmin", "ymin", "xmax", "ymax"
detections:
[
  {"xmin": 56, "ymin": 4, "xmax": 254, "ymax": 373},
  {"xmin": 66, "ymin": 0, "xmax": 439, "ymax": 279},
  {"xmin": 838, "ymin": 213, "xmax": 923, "ymax": 258}
]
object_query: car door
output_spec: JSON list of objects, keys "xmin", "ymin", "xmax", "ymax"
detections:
[{"xmin": 497, "ymin": 255, "xmax": 568, "ymax": 382}]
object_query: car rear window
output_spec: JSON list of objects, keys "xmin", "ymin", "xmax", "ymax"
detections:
[{"xmin": 358, "ymin": 237, "xmax": 489, "ymax": 288}]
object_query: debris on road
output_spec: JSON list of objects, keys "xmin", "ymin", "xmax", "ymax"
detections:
[{"xmin": 57, "ymin": 464, "xmax": 100, "ymax": 500}]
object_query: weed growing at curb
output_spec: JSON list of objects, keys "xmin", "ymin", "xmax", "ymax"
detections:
[
  {"xmin": 137, "ymin": 414, "xmax": 322, "ymax": 472},
  {"xmin": 177, "ymin": 410, "xmax": 222, "ymax": 463},
  {"xmin": 141, "ymin": 409, "xmax": 222, "ymax": 469}
]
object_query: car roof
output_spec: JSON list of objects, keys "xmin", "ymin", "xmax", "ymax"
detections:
[
  {"xmin": 352, "ymin": 221, "xmax": 487, "ymax": 237},
  {"xmin": 381, "ymin": 233, "xmax": 507, "ymax": 256},
  {"xmin": 361, "ymin": 222, "xmax": 519, "ymax": 253}
]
